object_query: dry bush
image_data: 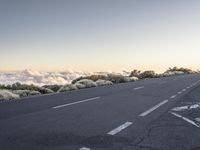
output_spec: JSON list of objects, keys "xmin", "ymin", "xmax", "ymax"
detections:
[
  {"xmin": 0, "ymin": 90, "xmax": 20, "ymax": 100},
  {"xmin": 96, "ymin": 79, "xmax": 113, "ymax": 86}
]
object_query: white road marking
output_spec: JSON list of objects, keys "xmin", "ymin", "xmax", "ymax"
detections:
[
  {"xmin": 107, "ymin": 122, "xmax": 133, "ymax": 135},
  {"xmin": 187, "ymin": 86, "xmax": 190, "ymax": 89},
  {"xmin": 195, "ymin": 118, "xmax": 200, "ymax": 122},
  {"xmin": 139, "ymin": 100, "xmax": 169, "ymax": 117},
  {"xmin": 170, "ymin": 112, "xmax": 200, "ymax": 128},
  {"xmin": 172, "ymin": 106, "xmax": 188, "ymax": 111},
  {"xmin": 134, "ymin": 86, "xmax": 144, "ymax": 90},
  {"xmin": 53, "ymin": 97, "xmax": 100, "ymax": 109},
  {"xmin": 182, "ymin": 89, "xmax": 186, "ymax": 92},
  {"xmin": 170, "ymin": 95, "xmax": 177, "ymax": 99},
  {"xmin": 80, "ymin": 147, "xmax": 90, "ymax": 150},
  {"xmin": 177, "ymin": 91, "xmax": 182, "ymax": 94}
]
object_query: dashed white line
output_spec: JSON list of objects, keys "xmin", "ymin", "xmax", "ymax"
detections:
[
  {"xmin": 187, "ymin": 86, "xmax": 190, "ymax": 89},
  {"xmin": 170, "ymin": 112, "xmax": 200, "ymax": 128},
  {"xmin": 107, "ymin": 122, "xmax": 133, "ymax": 135},
  {"xmin": 139, "ymin": 100, "xmax": 169, "ymax": 117},
  {"xmin": 80, "ymin": 147, "xmax": 90, "ymax": 150},
  {"xmin": 177, "ymin": 91, "xmax": 182, "ymax": 95},
  {"xmin": 53, "ymin": 97, "xmax": 100, "ymax": 109},
  {"xmin": 182, "ymin": 89, "xmax": 186, "ymax": 92},
  {"xmin": 170, "ymin": 95, "xmax": 177, "ymax": 99},
  {"xmin": 134, "ymin": 86, "xmax": 144, "ymax": 90}
]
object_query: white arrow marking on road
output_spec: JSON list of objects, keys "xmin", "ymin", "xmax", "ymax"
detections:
[
  {"xmin": 107, "ymin": 122, "xmax": 133, "ymax": 135},
  {"xmin": 53, "ymin": 97, "xmax": 100, "ymax": 109}
]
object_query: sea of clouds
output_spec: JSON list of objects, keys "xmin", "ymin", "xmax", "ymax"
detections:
[
  {"xmin": 0, "ymin": 69, "xmax": 91, "ymax": 86},
  {"xmin": 0, "ymin": 69, "xmax": 130, "ymax": 86}
]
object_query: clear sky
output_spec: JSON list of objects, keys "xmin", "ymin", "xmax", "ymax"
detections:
[{"xmin": 1, "ymin": 0, "xmax": 200, "ymax": 72}]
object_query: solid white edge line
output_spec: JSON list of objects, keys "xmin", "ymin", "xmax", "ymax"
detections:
[
  {"xmin": 134, "ymin": 86, "xmax": 144, "ymax": 90},
  {"xmin": 170, "ymin": 112, "xmax": 200, "ymax": 128},
  {"xmin": 139, "ymin": 99, "xmax": 169, "ymax": 117},
  {"xmin": 79, "ymin": 147, "xmax": 90, "ymax": 150},
  {"xmin": 53, "ymin": 97, "xmax": 100, "ymax": 109},
  {"xmin": 107, "ymin": 121, "xmax": 133, "ymax": 135}
]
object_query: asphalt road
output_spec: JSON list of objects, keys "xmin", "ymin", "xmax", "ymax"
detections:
[{"xmin": 1, "ymin": 74, "xmax": 200, "ymax": 150}]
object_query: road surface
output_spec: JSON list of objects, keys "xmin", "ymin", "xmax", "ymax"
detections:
[{"xmin": 1, "ymin": 74, "xmax": 200, "ymax": 150}]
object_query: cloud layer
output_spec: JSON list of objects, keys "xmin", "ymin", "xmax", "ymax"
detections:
[{"xmin": 0, "ymin": 69, "xmax": 90, "ymax": 86}]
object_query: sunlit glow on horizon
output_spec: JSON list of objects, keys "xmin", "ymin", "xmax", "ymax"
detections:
[{"xmin": 1, "ymin": 0, "xmax": 200, "ymax": 72}]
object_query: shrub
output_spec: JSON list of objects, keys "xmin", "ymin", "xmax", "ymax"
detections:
[
  {"xmin": 0, "ymin": 90, "xmax": 19, "ymax": 100},
  {"xmin": 129, "ymin": 70, "xmax": 141, "ymax": 78},
  {"xmin": 42, "ymin": 85, "xmax": 62, "ymax": 92},
  {"xmin": 0, "ymin": 82, "xmax": 53, "ymax": 94},
  {"xmin": 58, "ymin": 84, "xmax": 78, "ymax": 92},
  {"xmin": 74, "ymin": 83, "xmax": 86, "ymax": 89},
  {"xmin": 76, "ymin": 79, "xmax": 97, "ymax": 88},
  {"xmin": 96, "ymin": 79, "xmax": 113, "ymax": 86},
  {"xmin": 139, "ymin": 70, "xmax": 156, "ymax": 79},
  {"xmin": 164, "ymin": 67, "xmax": 193, "ymax": 74},
  {"xmin": 37, "ymin": 87, "xmax": 54, "ymax": 94},
  {"xmin": 107, "ymin": 74, "xmax": 129, "ymax": 83},
  {"xmin": 13, "ymin": 90, "xmax": 41, "ymax": 98},
  {"xmin": 71, "ymin": 75, "xmax": 107, "ymax": 84},
  {"xmin": 129, "ymin": 76, "xmax": 139, "ymax": 81},
  {"xmin": 163, "ymin": 71, "xmax": 184, "ymax": 77}
]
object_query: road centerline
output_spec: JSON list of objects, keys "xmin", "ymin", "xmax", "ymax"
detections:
[
  {"xmin": 134, "ymin": 86, "xmax": 144, "ymax": 90},
  {"xmin": 182, "ymin": 89, "xmax": 186, "ymax": 92},
  {"xmin": 53, "ymin": 97, "xmax": 100, "ymax": 109},
  {"xmin": 79, "ymin": 147, "xmax": 90, "ymax": 150},
  {"xmin": 107, "ymin": 122, "xmax": 133, "ymax": 135},
  {"xmin": 170, "ymin": 95, "xmax": 177, "ymax": 99},
  {"xmin": 177, "ymin": 91, "xmax": 182, "ymax": 94},
  {"xmin": 139, "ymin": 99, "xmax": 169, "ymax": 117}
]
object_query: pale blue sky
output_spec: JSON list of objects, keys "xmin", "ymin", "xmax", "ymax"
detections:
[{"xmin": 1, "ymin": 0, "xmax": 200, "ymax": 72}]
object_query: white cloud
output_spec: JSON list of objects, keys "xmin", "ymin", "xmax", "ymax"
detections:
[{"xmin": 0, "ymin": 69, "xmax": 91, "ymax": 86}]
